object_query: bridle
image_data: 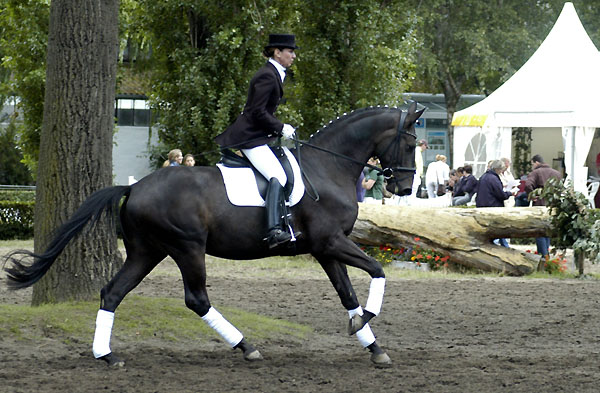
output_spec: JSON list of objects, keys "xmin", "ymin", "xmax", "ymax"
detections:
[
  {"xmin": 376, "ymin": 110, "xmax": 417, "ymax": 181},
  {"xmin": 294, "ymin": 109, "xmax": 417, "ymax": 200}
]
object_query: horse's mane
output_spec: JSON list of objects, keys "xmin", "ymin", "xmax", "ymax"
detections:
[{"xmin": 307, "ymin": 106, "xmax": 400, "ymax": 143}]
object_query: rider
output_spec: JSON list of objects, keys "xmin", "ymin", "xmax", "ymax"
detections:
[{"xmin": 214, "ymin": 34, "xmax": 299, "ymax": 249}]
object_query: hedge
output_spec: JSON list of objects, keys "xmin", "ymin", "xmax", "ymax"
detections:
[{"xmin": 0, "ymin": 200, "xmax": 35, "ymax": 239}]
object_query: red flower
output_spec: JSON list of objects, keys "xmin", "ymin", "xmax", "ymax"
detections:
[
  {"xmin": 412, "ymin": 250, "xmax": 416, "ymax": 255},
  {"xmin": 426, "ymin": 255, "xmax": 432, "ymax": 260},
  {"xmin": 435, "ymin": 256, "xmax": 440, "ymax": 261},
  {"xmin": 526, "ymin": 250, "xmax": 531, "ymax": 253},
  {"xmin": 414, "ymin": 237, "xmax": 420, "ymax": 242},
  {"xmin": 441, "ymin": 256, "xmax": 449, "ymax": 262},
  {"xmin": 416, "ymin": 254, "xmax": 423, "ymax": 259},
  {"xmin": 379, "ymin": 245, "xmax": 385, "ymax": 251},
  {"xmin": 393, "ymin": 249, "xmax": 400, "ymax": 254}
]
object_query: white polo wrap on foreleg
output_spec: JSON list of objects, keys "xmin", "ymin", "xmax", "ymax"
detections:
[
  {"xmin": 348, "ymin": 306, "xmax": 376, "ymax": 347},
  {"xmin": 364, "ymin": 277, "xmax": 386, "ymax": 316},
  {"xmin": 202, "ymin": 307, "xmax": 244, "ymax": 347},
  {"xmin": 92, "ymin": 309, "xmax": 114, "ymax": 358}
]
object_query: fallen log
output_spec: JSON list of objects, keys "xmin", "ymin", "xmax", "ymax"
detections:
[{"xmin": 349, "ymin": 204, "xmax": 552, "ymax": 276}]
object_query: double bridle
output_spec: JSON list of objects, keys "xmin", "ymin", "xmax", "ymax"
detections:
[
  {"xmin": 295, "ymin": 109, "xmax": 417, "ymax": 180},
  {"xmin": 294, "ymin": 109, "xmax": 417, "ymax": 201}
]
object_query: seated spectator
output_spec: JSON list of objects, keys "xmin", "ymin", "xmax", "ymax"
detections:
[
  {"xmin": 476, "ymin": 160, "xmax": 515, "ymax": 247},
  {"xmin": 452, "ymin": 165, "xmax": 478, "ymax": 206},
  {"xmin": 183, "ymin": 154, "xmax": 196, "ymax": 167},
  {"xmin": 162, "ymin": 149, "xmax": 183, "ymax": 167}
]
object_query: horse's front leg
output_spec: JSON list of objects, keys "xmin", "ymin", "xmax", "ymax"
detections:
[
  {"xmin": 314, "ymin": 238, "xmax": 390, "ymax": 364},
  {"xmin": 320, "ymin": 233, "xmax": 387, "ymax": 335}
]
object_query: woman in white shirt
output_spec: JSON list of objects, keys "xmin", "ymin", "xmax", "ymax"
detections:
[{"xmin": 425, "ymin": 154, "xmax": 450, "ymax": 198}]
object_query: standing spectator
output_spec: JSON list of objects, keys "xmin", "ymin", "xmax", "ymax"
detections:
[
  {"xmin": 356, "ymin": 171, "xmax": 366, "ymax": 202},
  {"xmin": 525, "ymin": 154, "xmax": 561, "ymax": 264},
  {"xmin": 425, "ymin": 154, "xmax": 450, "ymax": 198},
  {"xmin": 414, "ymin": 139, "xmax": 428, "ymax": 197},
  {"xmin": 162, "ymin": 149, "xmax": 183, "ymax": 167},
  {"xmin": 362, "ymin": 157, "xmax": 384, "ymax": 204},
  {"xmin": 476, "ymin": 160, "xmax": 514, "ymax": 247},
  {"xmin": 453, "ymin": 165, "xmax": 478, "ymax": 206}
]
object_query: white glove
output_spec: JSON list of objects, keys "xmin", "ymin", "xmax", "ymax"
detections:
[{"xmin": 282, "ymin": 124, "xmax": 295, "ymax": 140}]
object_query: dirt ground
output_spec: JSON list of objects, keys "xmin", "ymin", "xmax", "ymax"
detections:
[{"xmin": 2, "ymin": 250, "xmax": 600, "ymax": 393}]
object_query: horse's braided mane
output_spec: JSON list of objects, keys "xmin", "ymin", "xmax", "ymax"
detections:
[{"xmin": 308, "ymin": 105, "xmax": 400, "ymax": 142}]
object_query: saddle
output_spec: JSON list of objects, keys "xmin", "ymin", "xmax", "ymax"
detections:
[{"xmin": 216, "ymin": 146, "xmax": 304, "ymax": 207}]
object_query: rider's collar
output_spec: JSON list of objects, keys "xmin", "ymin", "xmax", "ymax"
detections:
[{"xmin": 269, "ymin": 58, "xmax": 286, "ymax": 83}]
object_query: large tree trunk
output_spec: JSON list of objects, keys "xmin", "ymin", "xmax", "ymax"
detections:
[
  {"xmin": 33, "ymin": 0, "xmax": 122, "ymax": 304},
  {"xmin": 350, "ymin": 204, "xmax": 552, "ymax": 276}
]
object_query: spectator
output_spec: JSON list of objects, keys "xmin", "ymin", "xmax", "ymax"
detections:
[
  {"xmin": 425, "ymin": 154, "xmax": 450, "ymax": 198},
  {"xmin": 162, "ymin": 149, "xmax": 183, "ymax": 167},
  {"xmin": 356, "ymin": 171, "xmax": 366, "ymax": 202},
  {"xmin": 362, "ymin": 157, "xmax": 384, "ymax": 204},
  {"xmin": 524, "ymin": 154, "xmax": 561, "ymax": 265},
  {"xmin": 453, "ymin": 164, "xmax": 478, "ymax": 206},
  {"xmin": 183, "ymin": 154, "xmax": 196, "ymax": 167},
  {"xmin": 476, "ymin": 160, "xmax": 514, "ymax": 247},
  {"xmin": 414, "ymin": 139, "xmax": 428, "ymax": 197}
]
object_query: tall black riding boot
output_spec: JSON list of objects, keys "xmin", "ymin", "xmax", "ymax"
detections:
[{"xmin": 265, "ymin": 178, "xmax": 292, "ymax": 249}]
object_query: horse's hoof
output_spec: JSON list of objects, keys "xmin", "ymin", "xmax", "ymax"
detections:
[
  {"xmin": 370, "ymin": 351, "xmax": 392, "ymax": 366},
  {"xmin": 244, "ymin": 349, "xmax": 263, "ymax": 361},
  {"xmin": 348, "ymin": 314, "xmax": 366, "ymax": 335},
  {"xmin": 99, "ymin": 352, "xmax": 125, "ymax": 368}
]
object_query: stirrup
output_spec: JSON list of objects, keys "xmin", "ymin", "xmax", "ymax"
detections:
[{"xmin": 265, "ymin": 228, "xmax": 292, "ymax": 249}]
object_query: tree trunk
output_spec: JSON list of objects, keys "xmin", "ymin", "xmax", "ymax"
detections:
[
  {"xmin": 350, "ymin": 204, "xmax": 552, "ymax": 276},
  {"xmin": 574, "ymin": 250, "xmax": 585, "ymax": 277},
  {"xmin": 33, "ymin": 0, "xmax": 122, "ymax": 305}
]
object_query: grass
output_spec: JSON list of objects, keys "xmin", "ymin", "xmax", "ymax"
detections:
[{"xmin": 0, "ymin": 295, "xmax": 312, "ymax": 345}]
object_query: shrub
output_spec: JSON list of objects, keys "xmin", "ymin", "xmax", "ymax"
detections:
[{"xmin": 0, "ymin": 200, "xmax": 34, "ymax": 239}]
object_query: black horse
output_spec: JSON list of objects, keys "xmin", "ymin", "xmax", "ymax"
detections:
[{"xmin": 5, "ymin": 102, "xmax": 424, "ymax": 366}]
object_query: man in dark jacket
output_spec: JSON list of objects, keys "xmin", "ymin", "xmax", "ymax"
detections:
[
  {"xmin": 524, "ymin": 154, "xmax": 561, "ymax": 264},
  {"xmin": 452, "ymin": 164, "xmax": 478, "ymax": 206}
]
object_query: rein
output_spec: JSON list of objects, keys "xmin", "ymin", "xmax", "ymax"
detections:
[{"xmin": 294, "ymin": 109, "xmax": 418, "ymax": 201}]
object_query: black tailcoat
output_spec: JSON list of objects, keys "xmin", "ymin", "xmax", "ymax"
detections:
[{"xmin": 215, "ymin": 62, "xmax": 284, "ymax": 149}]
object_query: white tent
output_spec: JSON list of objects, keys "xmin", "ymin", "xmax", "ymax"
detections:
[{"xmin": 451, "ymin": 2, "xmax": 600, "ymax": 192}]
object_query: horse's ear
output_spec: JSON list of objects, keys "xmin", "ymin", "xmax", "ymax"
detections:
[{"xmin": 408, "ymin": 100, "xmax": 417, "ymax": 114}]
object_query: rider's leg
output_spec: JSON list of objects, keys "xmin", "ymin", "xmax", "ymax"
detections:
[
  {"xmin": 241, "ymin": 145, "xmax": 287, "ymax": 187},
  {"xmin": 241, "ymin": 145, "xmax": 292, "ymax": 248}
]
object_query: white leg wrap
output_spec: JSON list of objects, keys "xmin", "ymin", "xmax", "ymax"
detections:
[
  {"xmin": 348, "ymin": 306, "xmax": 376, "ymax": 347},
  {"xmin": 201, "ymin": 307, "xmax": 244, "ymax": 348},
  {"xmin": 92, "ymin": 309, "xmax": 114, "ymax": 358},
  {"xmin": 365, "ymin": 277, "xmax": 386, "ymax": 316}
]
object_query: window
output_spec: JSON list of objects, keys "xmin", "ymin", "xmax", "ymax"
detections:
[{"xmin": 115, "ymin": 98, "xmax": 150, "ymax": 126}]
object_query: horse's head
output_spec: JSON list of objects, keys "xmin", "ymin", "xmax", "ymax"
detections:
[{"xmin": 376, "ymin": 102, "xmax": 425, "ymax": 196}]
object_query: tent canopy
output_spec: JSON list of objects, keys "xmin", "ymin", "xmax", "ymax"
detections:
[{"xmin": 451, "ymin": 2, "xmax": 600, "ymax": 191}]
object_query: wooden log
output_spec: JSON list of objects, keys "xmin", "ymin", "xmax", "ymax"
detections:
[{"xmin": 349, "ymin": 205, "xmax": 553, "ymax": 276}]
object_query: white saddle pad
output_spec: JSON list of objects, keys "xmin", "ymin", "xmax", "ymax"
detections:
[{"xmin": 216, "ymin": 147, "xmax": 305, "ymax": 207}]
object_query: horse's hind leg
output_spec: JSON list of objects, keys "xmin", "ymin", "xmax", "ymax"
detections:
[
  {"xmin": 93, "ymin": 245, "xmax": 166, "ymax": 367},
  {"xmin": 169, "ymin": 240, "xmax": 262, "ymax": 361},
  {"xmin": 316, "ymin": 256, "xmax": 391, "ymax": 365}
]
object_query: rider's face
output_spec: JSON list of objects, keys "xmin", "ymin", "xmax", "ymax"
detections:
[{"xmin": 274, "ymin": 48, "xmax": 296, "ymax": 68}]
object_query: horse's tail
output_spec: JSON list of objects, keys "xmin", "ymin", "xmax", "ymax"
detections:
[{"xmin": 3, "ymin": 185, "xmax": 131, "ymax": 289}]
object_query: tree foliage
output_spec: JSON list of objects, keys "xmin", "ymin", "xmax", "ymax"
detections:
[
  {"xmin": 0, "ymin": 122, "xmax": 34, "ymax": 185},
  {"xmin": 0, "ymin": 0, "xmax": 50, "ymax": 174},
  {"xmin": 2, "ymin": 1, "xmax": 600, "ymax": 171}
]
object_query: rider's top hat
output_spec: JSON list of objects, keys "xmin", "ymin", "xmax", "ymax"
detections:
[{"xmin": 265, "ymin": 34, "xmax": 299, "ymax": 50}]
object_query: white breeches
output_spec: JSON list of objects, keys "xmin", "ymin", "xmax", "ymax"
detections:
[{"xmin": 242, "ymin": 145, "xmax": 287, "ymax": 187}]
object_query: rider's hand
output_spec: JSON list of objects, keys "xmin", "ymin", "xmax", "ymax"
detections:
[{"xmin": 282, "ymin": 124, "xmax": 296, "ymax": 140}]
